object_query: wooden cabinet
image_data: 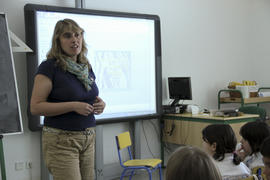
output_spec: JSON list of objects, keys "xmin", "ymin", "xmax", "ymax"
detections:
[{"xmin": 162, "ymin": 113, "xmax": 258, "ymax": 148}]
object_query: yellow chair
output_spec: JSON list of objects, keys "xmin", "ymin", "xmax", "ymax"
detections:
[
  {"xmin": 115, "ymin": 131, "xmax": 163, "ymax": 180},
  {"xmin": 252, "ymin": 166, "xmax": 266, "ymax": 180}
]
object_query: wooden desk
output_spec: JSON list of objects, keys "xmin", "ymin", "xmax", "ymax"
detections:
[
  {"xmin": 163, "ymin": 113, "xmax": 259, "ymax": 148},
  {"xmin": 161, "ymin": 113, "xmax": 259, "ymax": 167}
]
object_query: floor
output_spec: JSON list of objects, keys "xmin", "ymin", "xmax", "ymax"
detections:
[{"xmin": 111, "ymin": 169, "xmax": 165, "ymax": 180}]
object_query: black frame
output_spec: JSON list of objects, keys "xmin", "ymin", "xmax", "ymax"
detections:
[{"xmin": 24, "ymin": 4, "xmax": 162, "ymax": 131}]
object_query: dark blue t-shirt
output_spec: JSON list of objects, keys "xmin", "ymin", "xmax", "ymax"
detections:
[{"xmin": 37, "ymin": 59, "xmax": 99, "ymax": 130}]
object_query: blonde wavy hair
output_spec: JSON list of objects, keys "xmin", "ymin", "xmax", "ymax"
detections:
[{"xmin": 46, "ymin": 19, "xmax": 90, "ymax": 70}]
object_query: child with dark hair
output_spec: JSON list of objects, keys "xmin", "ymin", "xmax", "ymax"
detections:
[
  {"xmin": 236, "ymin": 121, "xmax": 270, "ymax": 169},
  {"xmin": 202, "ymin": 124, "xmax": 250, "ymax": 180},
  {"xmin": 261, "ymin": 136, "xmax": 270, "ymax": 180}
]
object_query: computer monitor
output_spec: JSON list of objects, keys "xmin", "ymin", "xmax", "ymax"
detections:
[{"xmin": 168, "ymin": 77, "xmax": 192, "ymax": 106}]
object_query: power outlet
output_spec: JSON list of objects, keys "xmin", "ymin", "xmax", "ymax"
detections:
[
  {"xmin": 25, "ymin": 161, "xmax": 32, "ymax": 169},
  {"xmin": 15, "ymin": 162, "xmax": 24, "ymax": 171}
]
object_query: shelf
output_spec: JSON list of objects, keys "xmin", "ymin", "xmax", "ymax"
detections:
[
  {"xmin": 218, "ymin": 87, "xmax": 270, "ymax": 109},
  {"xmin": 220, "ymin": 97, "xmax": 270, "ymax": 104}
]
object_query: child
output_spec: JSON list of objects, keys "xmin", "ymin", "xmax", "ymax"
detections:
[
  {"xmin": 202, "ymin": 124, "xmax": 251, "ymax": 180},
  {"xmin": 261, "ymin": 136, "xmax": 270, "ymax": 180},
  {"xmin": 166, "ymin": 146, "xmax": 222, "ymax": 180},
  {"xmin": 237, "ymin": 121, "xmax": 270, "ymax": 169}
]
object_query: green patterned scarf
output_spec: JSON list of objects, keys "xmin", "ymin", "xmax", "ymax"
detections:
[{"xmin": 64, "ymin": 58, "xmax": 94, "ymax": 91}]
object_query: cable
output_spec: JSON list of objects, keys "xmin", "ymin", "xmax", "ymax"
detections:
[
  {"xmin": 168, "ymin": 99, "xmax": 174, "ymax": 106},
  {"xmin": 148, "ymin": 119, "xmax": 160, "ymax": 137},
  {"xmin": 142, "ymin": 120, "xmax": 156, "ymax": 158},
  {"xmin": 182, "ymin": 120, "xmax": 190, "ymax": 144},
  {"xmin": 169, "ymin": 123, "xmax": 175, "ymax": 136},
  {"xmin": 163, "ymin": 119, "xmax": 175, "ymax": 136}
]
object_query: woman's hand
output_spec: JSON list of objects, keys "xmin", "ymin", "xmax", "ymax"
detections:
[
  {"xmin": 73, "ymin": 102, "xmax": 94, "ymax": 116},
  {"xmin": 93, "ymin": 96, "xmax": 106, "ymax": 115}
]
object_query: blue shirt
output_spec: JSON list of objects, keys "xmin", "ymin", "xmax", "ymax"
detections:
[{"xmin": 37, "ymin": 59, "xmax": 99, "ymax": 130}]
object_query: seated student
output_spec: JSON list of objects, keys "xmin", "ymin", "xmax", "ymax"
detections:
[
  {"xmin": 236, "ymin": 121, "xmax": 270, "ymax": 170},
  {"xmin": 261, "ymin": 136, "xmax": 270, "ymax": 180},
  {"xmin": 166, "ymin": 146, "xmax": 222, "ymax": 180},
  {"xmin": 202, "ymin": 124, "xmax": 251, "ymax": 180}
]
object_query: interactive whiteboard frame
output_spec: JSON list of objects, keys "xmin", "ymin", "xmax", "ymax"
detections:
[{"xmin": 24, "ymin": 4, "xmax": 162, "ymax": 131}]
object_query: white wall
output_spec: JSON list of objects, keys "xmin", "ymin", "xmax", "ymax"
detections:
[
  {"xmin": 161, "ymin": 0, "xmax": 252, "ymax": 108},
  {"xmin": 1, "ymin": 0, "xmax": 270, "ymax": 179},
  {"xmin": 249, "ymin": 1, "xmax": 270, "ymax": 85}
]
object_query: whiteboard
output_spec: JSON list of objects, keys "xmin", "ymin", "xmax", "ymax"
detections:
[{"xmin": 0, "ymin": 13, "xmax": 23, "ymax": 135}]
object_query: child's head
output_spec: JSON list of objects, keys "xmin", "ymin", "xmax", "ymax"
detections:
[
  {"xmin": 166, "ymin": 146, "xmax": 222, "ymax": 180},
  {"xmin": 202, "ymin": 124, "xmax": 238, "ymax": 162},
  {"xmin": 240, "ymin": 121, "xmax": 270, "ymax": 155}
]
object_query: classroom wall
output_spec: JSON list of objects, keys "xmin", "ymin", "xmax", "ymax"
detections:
[
  {"xmin": 1, "ymin": 0, "xmax": 270, "ymax": 179},
  {"xmin": 249, "ymin": 1, "xmax": 270, "ymax": 84}
]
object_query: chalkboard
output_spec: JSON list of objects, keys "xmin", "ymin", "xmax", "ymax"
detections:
[{"xmin": 0, "ymin": 13, "xmax": 23, "ymax": 135}]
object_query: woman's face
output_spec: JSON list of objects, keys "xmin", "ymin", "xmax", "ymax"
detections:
[
  {"xmin": 240, "ymin": 138, "xmax": 252, "ymax": 155},
  {"xmin": 59, "ymin": 30, "xmax": 82, "ymax": 61}
]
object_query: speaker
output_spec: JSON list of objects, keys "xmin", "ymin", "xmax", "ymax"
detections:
[
  {"xmin": 163, "ymin": 105, "xmax": 176, "ymax": 114},
  {"xmin": 163, "ymin": 104, "xmax": 187, "ymax": 114}
]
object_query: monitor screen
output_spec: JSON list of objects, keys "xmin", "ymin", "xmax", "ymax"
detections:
[
  {"xmin": 24, "ymin": 4, "xmax": 162, "ymax": 131},
  {"xmin": 168, "ymin": 77, "xmax": 192, "ymax": 106}
]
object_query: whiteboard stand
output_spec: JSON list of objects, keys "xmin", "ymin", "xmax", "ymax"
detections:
[{"xmin": 0, "ymin": 135, "xmax": 6, "ymax": 180}]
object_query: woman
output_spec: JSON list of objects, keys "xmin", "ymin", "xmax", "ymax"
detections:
[
  {"xmin": 166, "ymin": 146, "xmax": 222, "ymax": 180},
  {"xmin": 237, "ymin": 121, "xmax": 270, "ymax": 169},
  {"xmin": 202, "ymin": 124, "xmax": 250, "ymax": 180},
  {"xmin": 30, "ymin": 19, "xmax": 105, "ymax": 180}
]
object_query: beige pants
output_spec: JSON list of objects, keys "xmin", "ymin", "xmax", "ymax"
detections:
[{"xmin": 42, "ymin": 127, "xmax": 96, "ymax": 180}]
